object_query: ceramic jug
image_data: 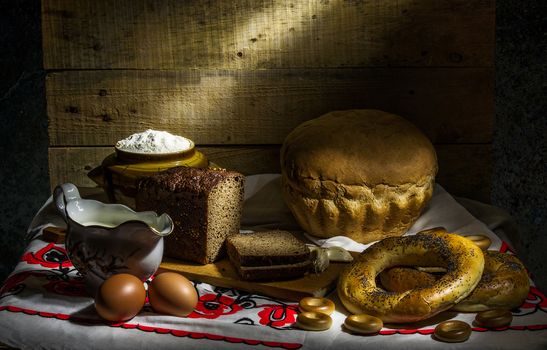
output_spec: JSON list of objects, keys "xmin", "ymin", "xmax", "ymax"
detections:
[{"xmin": 54, "ymin": 183, "xmax": 173, "ymax": 294}]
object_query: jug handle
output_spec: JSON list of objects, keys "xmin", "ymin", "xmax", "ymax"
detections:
[{"xmin": 53, "ymin": 183, "xmax": 82, "ymax": 222}]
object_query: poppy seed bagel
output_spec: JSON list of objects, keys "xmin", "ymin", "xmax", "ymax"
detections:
[{"xmin": 337, "ymin": 230, "xmax": 485, "ymax": 323}]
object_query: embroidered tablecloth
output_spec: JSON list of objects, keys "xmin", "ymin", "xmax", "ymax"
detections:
[{"xmin": 1, "ymin": 174, "xmax": 546, "ymax": 349}]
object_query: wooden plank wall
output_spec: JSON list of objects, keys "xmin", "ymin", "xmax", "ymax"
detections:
[{"xmin": 42, "ymin": 0, "xmax": 494, "ymax": 202}]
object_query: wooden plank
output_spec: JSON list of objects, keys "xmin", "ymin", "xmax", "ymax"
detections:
[
  {"xmin": 436, "ymin": 143, "xmax": 491, "ymax": 202},
  {"xmin": 47, "ymin": 146, "xmax": 280, "ymax": 190},
  {"xmin": 159, "ymin": 256, "xmax": 347, "ymax": 302},
  {"xmin": 42, "ymin": 0, "xmax": 494, "ymax": 69},
  {"xmin": 48, "ymin": 144, "xmax": 491, "ymax": 202},
  {"xmin": 46, "ymin": 68, "xmax": 493, "ymax": 145}
]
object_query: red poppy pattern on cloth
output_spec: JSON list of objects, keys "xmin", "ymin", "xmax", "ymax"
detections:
[
  {"xmin": 42, "ymin": 277, "xmax": 87, "ymax": 298},
  {"xmin": 2, "ymin": 239, "xmax": 547, "ymax": 349},
  {"xmin": 4, "ymin": 241, "xmax": 302, "ymax": 332},
  {"xmin": 0, "ymin": 271, "xmax": 35, "ymax": 296},
  {"xmin": 257, "ymin": 305, "xmax": 299, "ymax": 328},
  {"xmin": 184, "ymin": 287, "xmax": 300, "ymax": 330},
  {"xmin": 189, "ymin": 293, "xmax": 244, "ymax": 319},
  {"xmin": 21, "ymin": 243, "xmax": 72, "ymax": 268}
]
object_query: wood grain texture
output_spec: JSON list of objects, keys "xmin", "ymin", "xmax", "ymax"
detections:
[
  {"xmin": 48, "ymin": 144, "xmax": 491, "ymax": 202},
  {"xmin": 42, "ymin": 0, "xmax": 494, "ymax": 69},
  {"xmin": 43, "ymin": 0, "xmax": 495, "ymax": 203},
  {"xmin": 46, "ymin": 68, "xmax": 493, "ymax": 146},
  {"xmin": 436, "ymin": 144, "xmax": 491, "ymax": 202},
  {"xmin": 159, "ymin": 256, "xmax": 347, "ymax": 301}
]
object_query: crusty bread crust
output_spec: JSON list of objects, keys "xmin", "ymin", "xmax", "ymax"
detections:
[
  {"xmin": 282, "ymin": 176, "xmax": 435, "ymax": 243},
  {"xmin": 136, "ymin": 166, "xmax": 244, "ymax": 264},
  {"xmin": 280, "ymin": 109, "xmax": 437, "ymax": 244}
]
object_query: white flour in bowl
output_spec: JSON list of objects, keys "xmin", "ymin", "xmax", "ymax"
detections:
[{"xmin": 116, "ymin": 129, "xmax": 192, "ymax": 154}]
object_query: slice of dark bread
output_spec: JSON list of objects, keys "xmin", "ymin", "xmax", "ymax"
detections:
[
  {"xmin": 226, "ymin": 230, "xmax": 311, "ymax": 266},
  {"xmin": 237, "ymin": 261, "xmax": 312, "ymax": 281},
  {"xmin": 226, "ymin": 230, "xmax": 312, "ymax": 281},
  {"xmin": 136, "ymin": 166, "xmax": 245, "ymax": 264}
]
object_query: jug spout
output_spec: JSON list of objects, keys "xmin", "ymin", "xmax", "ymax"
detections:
[{"xmin": 153, "ymin": 213, "xmax": 174, "ymax": 237}]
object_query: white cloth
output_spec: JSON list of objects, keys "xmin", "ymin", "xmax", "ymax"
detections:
[
  {"xmin": 1, "ymin": 174, "xmax": 546, "ymax": 350},
  {"xmin": 242, "ymin": 174, "xmax": 504, "ymax": 252}
]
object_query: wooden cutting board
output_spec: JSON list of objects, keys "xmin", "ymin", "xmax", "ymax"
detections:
[
  {"xmin": 159, "ymin": 257, "xmax": 351, "ymax": 301},
  {"xmin": 44, "ymin": 216, "xmax": 350, "ymax": 301}
]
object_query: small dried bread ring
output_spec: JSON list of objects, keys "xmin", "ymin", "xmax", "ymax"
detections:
[
  {"xmin": 418, "ymin": 226, "xmax": 448, "ymax": 235},
  {"xmin": 434, "ymin": 320, "xmax": 471, "ymax": 343},
  {"xmin": 337, "ymin": 231, "xmax": 484, "ymax": 323},
  {"xmin": 299, "ymin": 297, "xmax": 335, "ymax": 315},
  {"xmin": 296, "ymin": 311, "xmax": 332, "ymax": 331},
  {"xmin": 475, "ymin": 309, "xmax": 513, "ymax": 328},
  {"xmin": 419, "ymin": 229, "xmax": 492, "ymax": 251},
  {"xmin": 344, "ymin": 314, "xmax": 383, "ymax": 334},
  {"xmin": 464, "ymin": 235, "xmax": 492, "ymax": 250}
]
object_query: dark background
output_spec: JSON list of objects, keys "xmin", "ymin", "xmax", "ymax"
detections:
[{"xmin": 1, "ymin": 0, "xmax": 546, "ymax": 291}]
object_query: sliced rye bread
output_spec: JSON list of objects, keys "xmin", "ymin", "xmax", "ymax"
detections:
[
  {"xmin": 136, "ymin": 166, "xmax": 245, "ymax": 264},
  {"xmin": 236, "ymin": 260, "xmax": 312, "ymax": 281},
  {"xmin": 226, "ymin": 230, "xmax": 312, "ymax": 281}
]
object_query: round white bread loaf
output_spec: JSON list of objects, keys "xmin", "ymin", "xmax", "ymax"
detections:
[{"xmin": 280, "ymin": 109, "xmax": 438, "ymax": 244}]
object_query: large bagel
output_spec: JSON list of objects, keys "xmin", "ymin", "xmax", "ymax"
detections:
[
  {"xmin": 453, "ymin": 250, "xmax": 530, "ymax": 312},
  {"xmin": 337, "ymin": 231, "xmax": 484, "ymax": 323},
  {"xmin": 379, "ymin": 250, "xmax": 530, "ymax": 313}
]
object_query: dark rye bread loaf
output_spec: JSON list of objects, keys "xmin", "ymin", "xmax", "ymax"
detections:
[
  {"xmin": 136, "ymin": 166, "xmax": 245, "ymax": 264},
  {"xmin": 226, "ymin": 230, "xmax": 312, "ymax": 281}
]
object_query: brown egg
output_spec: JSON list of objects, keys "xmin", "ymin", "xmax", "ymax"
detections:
[
  {"xmin": 148, "ymin": 272, "xmax": 198, "ymax": 317},
  {"xmin": 95, "ymin": 273, "xmax": 146, "ymax": 322}
]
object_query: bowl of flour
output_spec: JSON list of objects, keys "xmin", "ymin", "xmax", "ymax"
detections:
[
  {"xmin": 89, "ymin": 129, "xmax": 209, "ymax": 208},
  {"xmin": 115, "ymin": 129, "xmax": 196, "ymax": 161}
]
